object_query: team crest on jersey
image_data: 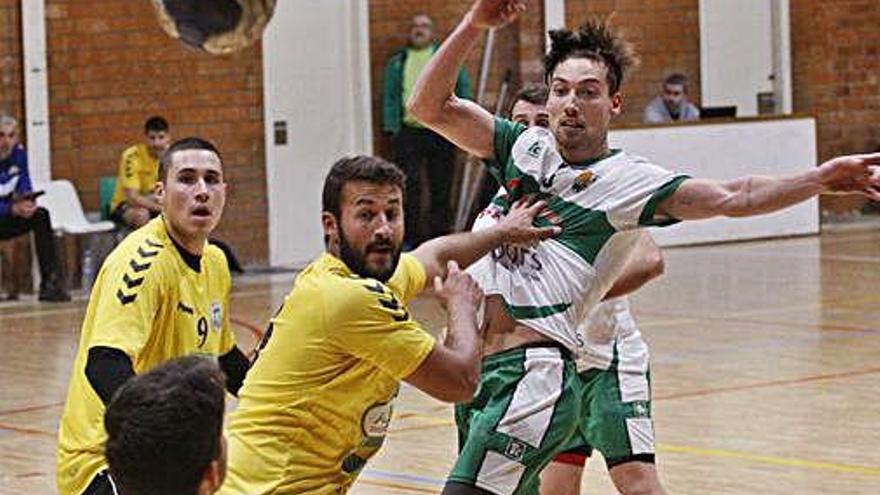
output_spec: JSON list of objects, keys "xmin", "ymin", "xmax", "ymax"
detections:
[
  {"xmin": 210, "ymin": 302, "xmax": 223, "ymax": 332},
  {"xmin": 362, "ymin": 400, "xmax": 393, "ymax": 439},
  {"xmin": 526, "ymin": 141, "xmax": 543, "ymax": 158},
  {"xmin": 572, "ymin": 170, "xmax": 598, "ymax": 192},
  {"xmin": 504, "ymin": 439, "xmax": 527, "ymax": 461}
]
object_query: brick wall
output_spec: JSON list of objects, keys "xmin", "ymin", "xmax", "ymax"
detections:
[
  {"xmin": 0, "ymin": 0, "xmax": 23, "ymax": 122},
  {"xmin": 44, "ymin": 0, "xmax": 267, "ymax": 264},
  {"xmin": 792, "ymin": 0, "xmax": 880, "ymax": 213},
  {"xmin": 565, "ymin": 0, "xmax": 701, "ymax": 126}
]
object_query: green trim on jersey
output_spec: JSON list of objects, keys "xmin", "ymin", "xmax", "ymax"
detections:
[
  {"xmin": 638, "ymin": 175, "xmax": 691, "ymax": 227},
  {"xmin": 534, "ymin": 195, "xmax": 616, "ymax": 264},
  {"xmin": 489, "ymin": 117, "xmax": 529, "ymax": 192},
  {"xmin": 503, "ymin": 300, "xmax": 572, "ymax": 320}
]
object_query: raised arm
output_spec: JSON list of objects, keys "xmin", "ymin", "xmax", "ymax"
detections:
[
  {"xmin": 407, "ymin": 0, "xmax": 527, "ymax": 159},
  {"xmin": 411, "ymin": 199, "xmax": 560, "ymax": 282},
  {"xmin": 658, "ymin": 153, "xmax": 880, "ymax": 220}
]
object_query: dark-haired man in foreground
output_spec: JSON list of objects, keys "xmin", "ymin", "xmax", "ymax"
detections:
[
  {"xmin": 58, "ymin": 138, "xmax": 251, "ymax": 495},
  {"xmin": 105, "ymin": 355, "xmax": 228, "ymax": 495},
  {"xmin": 408, "ymin": 1, "xmax": 880, "ymax": 493}
]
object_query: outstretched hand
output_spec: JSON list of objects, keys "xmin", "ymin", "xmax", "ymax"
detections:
[
  {"xmin": 466, "ymin": 0, "xmax": 528, "ymax": 30},
  {"xmin": 817, "ymin": 153, "xmax": 880, "ymax": 201},
  {"xmin": 496, "ymin": 197, "xmax": 561, "ymax": 247}
]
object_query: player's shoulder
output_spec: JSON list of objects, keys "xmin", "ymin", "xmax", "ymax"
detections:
[
  {"xmin": 99, "ymin": 221, "xmax": 174, "ymax": 304},
  {"xmin": 600, "ymin": 150, "xmax": 672, "ymax": 177},
  {"xmin": 104, "ymin": 219, "xmax": 175, "ymax": 277},
  {"xmin": 203, "ymin": 243, "xmax": 229, "ymax": 270},
  {"xmin": 512, "ymin": 125, "xmax": 557, "ymax": 160},
  {"xmin": 303, "ymin": 255, "xmax": 398, "ymax": 318},
  {"xmin": 120, "ymin": 143, "xmax": 142, "ymax": 159}
]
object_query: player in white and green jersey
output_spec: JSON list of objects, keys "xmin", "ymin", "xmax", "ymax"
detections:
[
  {"xmin": 492, "ymin": 83, "xmax": 671, "ymax": 494},
  {"xmin": 409, "ymin": 2, "xmax": 880, "ymax": 494}
]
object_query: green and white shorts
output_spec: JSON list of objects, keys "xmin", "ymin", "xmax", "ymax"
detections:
[
  {"xmin": 450, "ymin": 344, "xmax": 582, "ymax": 495},
  {"xmin": 556, "ymin": 357, "xmax": 655, "ymax": 468}
]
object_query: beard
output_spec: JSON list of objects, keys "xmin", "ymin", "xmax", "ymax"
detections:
[{"xmin": 338, "ymin": 229, "xmax": 401, "ymax": 283}]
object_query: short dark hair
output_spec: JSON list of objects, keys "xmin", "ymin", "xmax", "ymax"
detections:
[
  {"xmin": 544, "ymin": 18, "xmax": 638, "ymax": 95},
  {"xmin": 321, "ymin": 155, "xmax": 406, "ymax": 219},
  {"xmin": 104, "ymin": 355, "xmax": 226, "ymax": 495},
  {"xmin": 664, "ymin": 73, "xmax": 689, "ymax": 88},
  {"xmin": 158, "ymin": 137, "xmax": 222, "ymax": 182},
  {"xmin": 509, "ymin": 83, "xmax": 549, "ymax": 115},
  {"xmin": 144, "ymin": 116, "xmax": 170, "ymax": 134}
]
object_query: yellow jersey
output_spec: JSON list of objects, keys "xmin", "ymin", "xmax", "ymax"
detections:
[
  {"xmin": 110, "ymin": 143, "xmax": 159, "ymax": 211},
  {"xmin": 220, "ymin": 253, "xmax": 435, "ymax": 495},
  {"xmin": 57, "ymin": 217, "xmax": 235, "ymax": 495}
]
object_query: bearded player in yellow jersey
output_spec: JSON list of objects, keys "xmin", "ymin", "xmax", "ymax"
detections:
[
  {"xmin": 57, "ymin": 138, "xmax": 251, "ymax": 495},
  {"xmin": 220, "ymin": 155, "xmax": 559, "ymax": 494}
]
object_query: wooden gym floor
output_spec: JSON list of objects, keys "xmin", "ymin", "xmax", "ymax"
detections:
[{"xmin": 0, "ymin": 228, "xmax": 878, "ymax": 494}]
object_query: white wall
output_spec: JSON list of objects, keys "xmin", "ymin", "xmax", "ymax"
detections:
[
  {"xmin": 700, "ymin": 0, "xmax": 774, "ymax": 117},
  {"xmin": 609, "ymin": 118, "xmax": 819, "ymax": 246},
  {"xmin": 21, "ymin": 0, "xmax": 51, "ymax": 185},
  {"xmin": 263, "ymin": 1, "xmax": 373, "ymax": 267}
]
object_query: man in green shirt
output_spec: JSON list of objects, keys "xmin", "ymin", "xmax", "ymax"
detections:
[{"xmin": 382, "ymin": 13, "xmax": 473, "ymax": 248}]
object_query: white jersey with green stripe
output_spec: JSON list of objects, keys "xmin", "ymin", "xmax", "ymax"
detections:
[{"xmin": 467, "ymin": 118, "xmax": 688, "ymax": 353}]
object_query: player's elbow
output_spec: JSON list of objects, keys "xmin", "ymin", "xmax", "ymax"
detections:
[
  {"xmin": 646, "ymin": 251, "xmax": 665, "ymax": 280},
  {"xmin": 407, "ymin": 94, "xmax": 450, "ymax": 128}
]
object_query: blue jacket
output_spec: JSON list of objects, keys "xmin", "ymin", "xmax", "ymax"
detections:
[{"xmin": 0, "ymin": 144, "xmax": 33, "ymax": 218}]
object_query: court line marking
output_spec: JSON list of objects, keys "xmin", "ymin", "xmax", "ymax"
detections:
[
  {"xmin": 654, "ymin": 367, "xmax": 880, "ymax": 401},
  {"xmin": 658, "ymin": 443, "xmax": 880, "ymax": 476},
  {"xmin": 355, "ymin": 479, "xmax": 435, "ymax": 493},
  {"xmin": 0, "ymin": 422, "xmax": 55, "ymax": 438},
  {"xmin": 361, "ymin": 469, "xmax": 445, "ymax": 487},
  {"xmin": 0, "ymin": 401, "xmax": 64, "ymax": 417}
]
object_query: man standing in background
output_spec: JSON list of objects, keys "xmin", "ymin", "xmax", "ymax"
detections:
[{"xmin": 382, "ymin": 13, "xmax": 473, "ymax": 247}]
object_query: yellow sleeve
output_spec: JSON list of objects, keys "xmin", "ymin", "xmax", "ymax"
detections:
[
  {"xmin": 87, "ymin": 251, "xmax": 168, "ymax": 360},
  {"xmin": 327, "ymin": 278, "xmax": 435, "ymax": 380},
  {"xmin": 386, "ymin": 253, "xmax": 427, "ymax": 304},
  {"xmin": 117, "ymin": 147, "xmax": 142, "ymax": 192},
  {"xmin": 216, "ymin": 252, "xmax": 236, "ymax": 355}
]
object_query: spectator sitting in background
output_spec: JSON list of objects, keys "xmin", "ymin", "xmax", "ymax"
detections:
[
  {"xmin": 109, "ymin": 116, "xmax": 170, "ymax": 229},
  {"xmin": 0, "ymin": 114, "xmax": 69, "ymax": 302},
  {"xmin": 105, "ymin": 355, "xmax": 228, "ymax": 495},
  {"xmin": 643, "ymin": 73, "xmax": 700, "ymax": 124},
  {"xmin": 108, "ymin": 117, "xmax": 244, "ymax": 274},
  {"xmin": 382, "ymin": 13, "xmax": 472, "ymax": 248}
]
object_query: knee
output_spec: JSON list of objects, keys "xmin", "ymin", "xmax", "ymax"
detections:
[{"xmin": 618, "ymin": 478, "xmax": 665, "ymax": 495}]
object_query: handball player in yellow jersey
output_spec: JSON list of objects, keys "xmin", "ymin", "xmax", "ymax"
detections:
[
  {"xmin": 58, "ymin": 138, "xmax": 251, "ymax": 495},
  {"xmin": 220, "ymin": 155, "xmax": 559, "ymax": 494}
]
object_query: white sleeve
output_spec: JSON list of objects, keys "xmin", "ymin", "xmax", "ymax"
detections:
[{"xmin": 604, "ymin": 156, "xmax": 690, "ymax": 231}]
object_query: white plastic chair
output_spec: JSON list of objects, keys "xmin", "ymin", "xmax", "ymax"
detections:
[
  {"xmin": 37, "ymin": 180, "xmax": 115, "ymax": 235},
  {"xmin": 36, "ymin": 180, "xmax": 116, "ymax": 291}
]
